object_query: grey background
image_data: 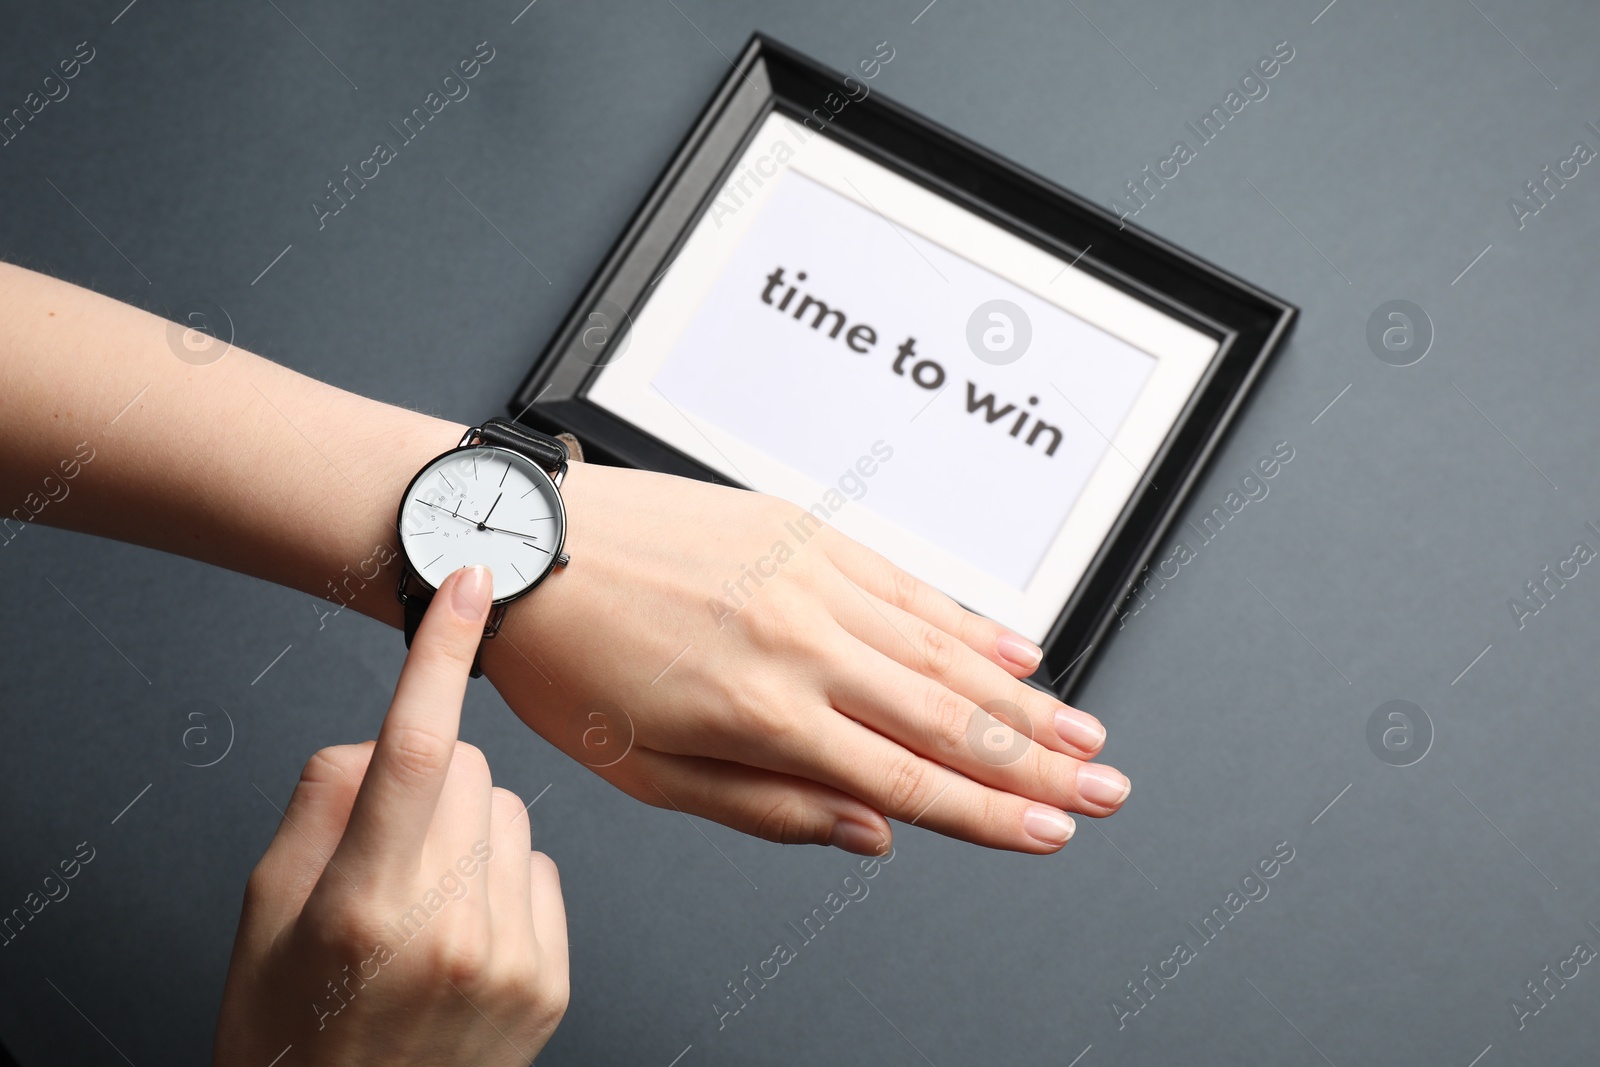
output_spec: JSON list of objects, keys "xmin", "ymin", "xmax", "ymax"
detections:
[{"xmin": 0, "ymin": 0, "xmax": 1596, "ymax": 1063}]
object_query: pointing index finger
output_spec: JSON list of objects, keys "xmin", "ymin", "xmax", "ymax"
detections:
[{"xmin": 335, "ymin": 564, "xmax": 493, "ymax": 875}]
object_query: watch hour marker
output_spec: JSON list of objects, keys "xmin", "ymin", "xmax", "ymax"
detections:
[
  {"xmin": 441, "ymin": 473, "xmax": 456, "ymax": 491},
  {"xmin": 511, "ymin": 560, "xmax": 527, "ymax": 581},
  {"xmin": 424, "ymin": 553, "xmax": 444, "ymax": 568},
  {"xmin": 522, "ymin": 540, "xmax": 550, "ymax": 554}
]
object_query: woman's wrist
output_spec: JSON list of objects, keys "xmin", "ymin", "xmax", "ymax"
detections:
[
  {"xmin": 300, "ymin": 400, "xmax": 465, "ymax": 632},
  {"xmin": 340, "ymin": 412, "xmax": 585, "ymax": 654}
]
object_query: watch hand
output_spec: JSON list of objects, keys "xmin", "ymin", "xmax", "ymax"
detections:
[
  {"xmin": 416, "ymin": 499, "xmax": 472, "ymax": 523},
  {"xmin": 480, "ymin": 523, "xmax": 551, "ymax": 541},
  {"xmin": 478, "ymin": 492, "xmax": 503, "ymax": 531},
  {"xmin": 418, "ymin": 499, "xmax": 548, "ymax": 540}
]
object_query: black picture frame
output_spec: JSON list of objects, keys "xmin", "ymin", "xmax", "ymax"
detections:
[{"xmin": 508, "ymin": 33, "xmax": 1297, "ymax": 699}]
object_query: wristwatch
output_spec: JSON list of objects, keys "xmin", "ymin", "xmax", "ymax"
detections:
[{"xmin": 395, "ymin": 418, "xmax": 572, "ymax": 677}]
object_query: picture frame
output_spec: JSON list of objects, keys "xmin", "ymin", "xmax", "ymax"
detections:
[{"xmin": 508, "ymin": 33, "xmax": 1297, "ymax": 699}]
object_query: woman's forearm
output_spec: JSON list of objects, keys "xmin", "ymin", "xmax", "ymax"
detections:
[{"xmin": 0, "ymin": 261, "xmax": 459, "ymax": 628}]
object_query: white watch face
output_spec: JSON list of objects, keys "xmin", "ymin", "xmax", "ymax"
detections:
[{"xmin": 398, "ymin": 444, "xmax": 565, "ymax": 601}]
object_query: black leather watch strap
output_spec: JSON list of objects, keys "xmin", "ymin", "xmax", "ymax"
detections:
[{"xmin": 478, "ymin": 417, "xmax": 567, "ymax": 473}]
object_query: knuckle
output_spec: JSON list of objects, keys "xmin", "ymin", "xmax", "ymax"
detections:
[
  {"xmin": 383, "ymin": 725, "xmax": 455, "ymax": 785},
  {"xmin": 428, "ymin": 934, "xmax": 492, "ymax": 987},
  {"xmin": 889, "ymin": 565, "xmax": 923, "ymax": 610},
  {"xmin": 750, "ymin": 794, "xmax": 815, "ymax": 844},
  {"xmin": 1021, "ymin": 745, "xmax": 1058, "ymax": 800},
  {"xmin": 302, "ymin": 893, "xmax": 385, "ymax": 957},
  {"xmin": 635, "ymin": 772, "xmax": 679, "ymax": 811},
  {"xmin": 529, "ymin": 851, "xmax": 562, "ymax": 891},
  {"xmin": 1013, "ymin": 691, "xmax": 1056, "ymax": 744},
  {"xmin": 497, "ymin": 965, "xmax": 544, "ymax": 1011},
  {"xmin": 498, "ymin": 948, "xmax": 569, "ymax": 1016},
  {"xmin": 507, "ymin": 958, "xmax": 570, "ymax": 1026},
  {"xmin": 450, "ymin": 741, "xmax": 490, "ymax": 780},
  {"xmin": 736, "ymin": 689, "xmax": 799, "ymax": 747},
  {"xmin": 528, "ymin": 851, "xmax": 563, "ymax": 896},
  {"xmin": 882, "ymin": 754, "xmax": 932, "ymax": 815},
  {"xmin": 741, "ymin": 600, "xmax": 803, "ymax": 652},
  {"xmin": 241, "ymin": 863, "xmax": 276, "ymax": 915},
  {"xmin": 599, "ymin": 760, "xmax": 658, "ymax": 806},
  {"xmin": 620, "ymin": 775, "xmax": 658, "ymax": 807},
  {"xmin": 301, "ymin": 746, "xmax": 352, "ymax": 784},
  {"xmin": 541, "ymin": 967, "xmax": 572, "ymax": 1022},
  {"xmin": 926, "ymin": 688, "xmax": 973, "ymax": 754},
  {"xmin": 802, "ymin": 520, "xmax": 839, "ymax": 554},
  {"xmin": 293, "ymin": 747, "xmax": 367, "ymax": 804},
  {"xmin": 778, "ymin": 502, "xmax": 810, "ymax": 531},
  {"xmin": 916, "ymin": 625, "xmax": 957, "ymax": 679},
  {"xmin": 973, "ymin": 783, "xmax": 1008, "ymax": 832},
  {"xmin": 491, "ymin": 788, "xmax": 531, "ymax": 842},
  {"xmin": 490, "ymin": 785, "xmax": 525, "ymax": 814}
]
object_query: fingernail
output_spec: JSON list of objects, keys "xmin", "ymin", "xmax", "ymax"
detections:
[
  {"xmin": 1023, "ymin": 804, "xmax": 1075, "ymax": 846},
  {"xmin": 1054, "ymin": 707, "xmax": 1106, "ymax": 752},
  {"xmin": 449, "ymin": 564, "xmax": 493, "ymax": 620},
  {"xmin": 828, "ymin": 819, "xmax": 889, "ymax": 856},
  {"xmin": 1076, "ymin": 764, "xmax": 1131, "ymax": 808},
  {"xmin": 996, "ymin": 633, "xmax": 1042, "ymax": 671}
]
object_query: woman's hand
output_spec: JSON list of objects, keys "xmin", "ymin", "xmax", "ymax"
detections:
[
  {"xmin": 214, "ymin": 566, "xmax": 568, "ymax": 1067},
  {"xmin": 484, "ymin": 463, "xmax": 1129, "ymax": 856},
  {"xmin": 0, "ymin": 262, "xmax": 1124, "ymax": 861}
]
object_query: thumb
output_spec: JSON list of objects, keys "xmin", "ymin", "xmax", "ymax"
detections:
[{"xmin": 619, "ymin": 749, "xmax": 893, "ymax": 856}]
